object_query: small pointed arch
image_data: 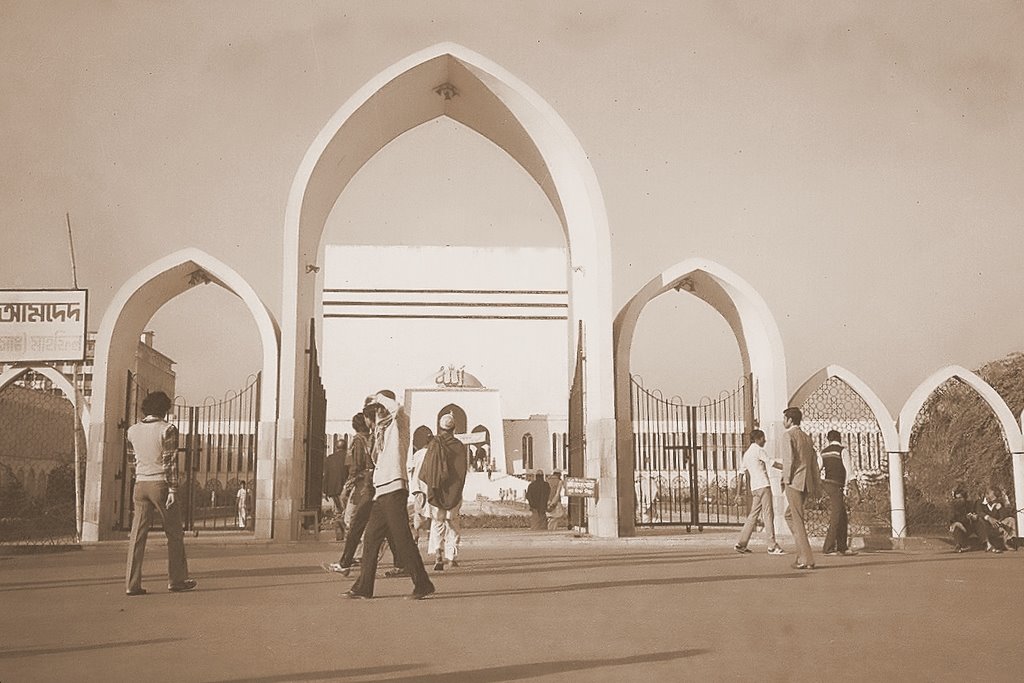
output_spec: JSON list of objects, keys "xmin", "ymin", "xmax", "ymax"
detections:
[
  {"xmin": 412, "ymin": 425, "xmax": 434, "ymax": 451},
  {"xmin": 789, "ymin": 365, "xmax": 898, "ymax": 453},
  {"xmin": 0, "ymin": 365, "xmax": 91, "ymax": 440},
  {"xmin": 91, "ymin": 248, "xmax": 279, "ymax": 426},
  {"xmin": 898, "ymin": 365, "xmax": 1023, "ymax": 452},
  {"xmin": 84, "ymin": 248, "xmax": 279, "ymax": 541},
  {"xmin": 614, "ymin": 257, "xmax": 787, "ymax": 419}
]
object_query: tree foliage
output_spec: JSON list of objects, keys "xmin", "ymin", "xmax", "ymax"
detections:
[{"xmin": 907, "ymin": 352, "xmax": 1023, "ymax": 525}]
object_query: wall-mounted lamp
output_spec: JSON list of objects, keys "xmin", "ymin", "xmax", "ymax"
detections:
[
  {"xmin": 434, "ymin": 82, "xmax": 459, "ymax": 101},
  {"xmin": 188, "ymin": 269, "xmax": 211, "ymax": 286},
  {"xmin": 674, "ymin": 278, "xmax": 695, "ymax": 293}
]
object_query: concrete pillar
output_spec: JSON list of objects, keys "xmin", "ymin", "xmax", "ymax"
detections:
[
  {"xmin": 1012, "ymin": 451, "xmax": 1024, "ymax": 538},
  {"xmin": 887, "ymin": 451, "xmax": 907, "ymax": 540}
]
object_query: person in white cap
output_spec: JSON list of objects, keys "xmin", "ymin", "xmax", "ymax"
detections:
[{"xmin": 419, "ymin": 412, "xmax": 468, "ymax": 571}]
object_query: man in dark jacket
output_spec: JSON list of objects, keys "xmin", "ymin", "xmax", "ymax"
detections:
[
  {"xmin": 526, "ymin": 470, "xmax": 550, "ymax": 530},
  {"xmin": 419, "ymin": 413, "xmax": 468, "ymax": 571}
]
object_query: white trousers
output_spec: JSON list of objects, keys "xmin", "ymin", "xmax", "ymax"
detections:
[{"xmin": 428, "ymin": 502, "xmax": 462, "ymax": 561}]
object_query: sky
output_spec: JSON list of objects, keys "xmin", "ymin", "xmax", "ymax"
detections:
[{"xmin": 1, "ymin": 1, "xmax": 1022, "ymax": 414}]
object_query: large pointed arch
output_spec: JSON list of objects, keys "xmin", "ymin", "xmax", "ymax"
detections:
[
  {"xmin": 612, "ymin": 257, "xmax": 787, "ymax": 535},
  {"xmin": 0, "ymin": 365, "xmax": 91, "ymax": 439},
  {"xmin": 279, "ymin": 43, "xmax": 616, "ymax": 536},
  {"xmin": 789, "ymin": 365, "xmax": 898, "ymax": 452},
  {"xmin": 897, "ymin": 365, "xmax": 1023, "ymax": 452},
  {"xmin": 83, "ymin": 248, "xmax": 279, "ymax": 541}
]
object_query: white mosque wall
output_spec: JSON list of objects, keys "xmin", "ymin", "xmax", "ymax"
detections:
[{"xmin": 322, "ymin": 245, "xmax": 569, "ymax": 424}]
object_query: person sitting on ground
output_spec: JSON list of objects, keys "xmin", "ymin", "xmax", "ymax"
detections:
[
  {"xmin": 949, "ymin": 485, "xmax": 977, "ymax": 553},
  {"xmin": 975, "ymin": 485, "xmax": 1014, "ymax": 553}
]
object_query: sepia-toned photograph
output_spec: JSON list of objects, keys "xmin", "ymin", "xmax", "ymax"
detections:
[{"xmin": 1, "ymin": 2, "xmax": 1022, "ymax": 681}]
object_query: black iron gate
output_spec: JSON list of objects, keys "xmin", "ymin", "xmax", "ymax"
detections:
[
  {"xmin": 632, "ymin": 374, "xmax": 754, "ymax": 529},
  {"xmin": 116, "ymin": 372, "xmax": 261, "ymax": 534},
  {"xmin": 567, "ymin": 321, "xmax": 587, "ymax": 530},
  {"xmin": 304, "ymin": 319, "xmax": 327, "ymax": 518}
]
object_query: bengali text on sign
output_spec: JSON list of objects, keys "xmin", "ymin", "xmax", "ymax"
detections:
[{"xmin": 0, "ymin": 290, "xmax": 88, "ymax": 362}]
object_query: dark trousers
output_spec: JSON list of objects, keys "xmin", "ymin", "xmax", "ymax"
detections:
[
  {"xmin": 530, "ymin": 509, "xmax": 547, "ymax": 530},
  {"xmin": 975, "ymin": 518, "xmax": 1008, "ymax": 550},
  {"xmin": 349, "ymin": 490, "xmax": 433, "ymax": 598},
  {"xmin": 822, "ymin": 482, "xmax": 849, "ymax": 553},
  {"xmin": 337, "ymin": 495, "xmax": 373, "ymax": 567},
  {"xmin": 950, "ymin": 521, "xmax": 972, "ymax": 548}
]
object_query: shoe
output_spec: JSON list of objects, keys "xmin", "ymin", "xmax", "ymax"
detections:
[
  {"xmin": 449, "ymin": 559, "xmax": 459, "ymax": 568},
  {"xmin": 385, "ymin": 567, "xmax": 410, "ymax": 578},
  {"xmin": 734, "ymin": 544, "xmax": 752, "ymax": 554},
  {"xmin": 433, "ymin": 560, "xmax": 445, "ymax": 571},
  {"xmin": 823, "ymin": 550, "xmax": 839, "ymax": 556},
  {"xmin": 953, "ymin": 545, "xmax": 964, "ymax": 553},
  {"xmin": 408, "ymin": 586, "xmax": 436, "ymax": 600},
  {"xmin": 839, "ymin": 550, "xmax": 858, "ymax": 556},
  {"xmin": 989, "ymin": 547, "xmax": 1004, "ymax": 554},
  {"xmin": 343, "ymin": 590, "xmax": 371, "ymax": 600},
  {"xmin": 790, "ymin": 562, "xmax": 815, "ymax": 570},
  {"xmin": 168, "ymin": 579, "xmax": 197, "ymax": 592},
  {"xmin": 125, "ymin": 588, "xmax": 147, "ymax": 596},
  {"xmin": 767, "ymin": 546, "xmax": 786, "ymax": 555},
  {"xmin": 324, "ymin": 562, "xmax": 352, "ymax": 576}
]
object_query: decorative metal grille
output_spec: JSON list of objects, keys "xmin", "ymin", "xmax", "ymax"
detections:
[
  {"xmin": 798, "ymin": 376, "xmax": 891, "ymax": 538},
  {"xmin": 0, "ymin": 370, "xmax": 85, "ymax": 546}
]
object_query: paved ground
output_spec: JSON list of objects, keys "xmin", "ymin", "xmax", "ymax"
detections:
[{"xmin": 1, "ymin": 529, "xmax": 1021, "ymax": 682}]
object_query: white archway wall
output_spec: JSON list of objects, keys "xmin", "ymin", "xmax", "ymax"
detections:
[
  {"xmin": 83, "ymin": 249, "xmax": 280, "ymax": 542},
  {"xmin": 282, "ymin": 43, "xmax": 616, "ymax": 538}
]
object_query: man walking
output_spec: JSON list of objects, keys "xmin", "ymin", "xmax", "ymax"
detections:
[
  {"xmin": 781, "ymin": 407, "xmax": 820, "ymax": 570},
  {"xmin": 821, "ymin": 430, "xmax": 856, "ymax": 556},
  {"xmin": 419, "ymin": 413, "xmax": 468, "ymax": 571},
  {"xmin": 344, "ymin": 391, "xmax": 435, "ymax": 600},
  {"xmin": 125, "ymin": 391, "xmax": 197, "ymax": 596},
  {"xmin": 734, "ymin": 429, "xmax": 785, "ymax": 555},
  {"xmin": 526, "ymin": 470, "xmax": 550, "ymax": 530}
]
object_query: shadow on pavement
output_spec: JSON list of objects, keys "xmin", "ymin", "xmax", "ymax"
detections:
[
  {"xmin": 0, "ymin": 637, "xmax": 186, "ymax": 659},
  {"xmin": 210, "ymin": 649, "xmax": 710, "ymax": 683},
  {"xmin": 427, "ymin": 570, "xmax": 805, "ymax": 600}
]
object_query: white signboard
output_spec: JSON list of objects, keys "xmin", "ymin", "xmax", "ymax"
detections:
[{"xmin": 0, "ymin": 290, "xmax": 88, "ymax": 362}]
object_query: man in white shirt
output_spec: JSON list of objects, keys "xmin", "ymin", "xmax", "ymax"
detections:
[{"xmin": 734, "ymin": 429, "xmax": 785, "ymax": 555}]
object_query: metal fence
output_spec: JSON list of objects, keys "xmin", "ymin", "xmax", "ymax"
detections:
[
  {"xmin": 0, "ymin": 370, "xmax": 85, "ymax": 546},
  {"xmin": 116, "ymin": 372, "xmax": 261, "ymax": 534},
  {"xmin": 632, "ymin": 375, "xmax": 753, "ymax": 528},
  {"xmin": 798, "ymin": 375, "xmax": 891, "ymax": 538}
]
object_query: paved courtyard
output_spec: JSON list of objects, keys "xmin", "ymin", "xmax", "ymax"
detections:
[{"xmin": 1, "ymin": 529, "xmax": 1020, "ymax": 682}]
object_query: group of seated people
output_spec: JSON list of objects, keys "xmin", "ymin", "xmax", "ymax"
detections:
[{"xmin": 949, "ymin": 485, "xmax": 1017, "ymax": 553}]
